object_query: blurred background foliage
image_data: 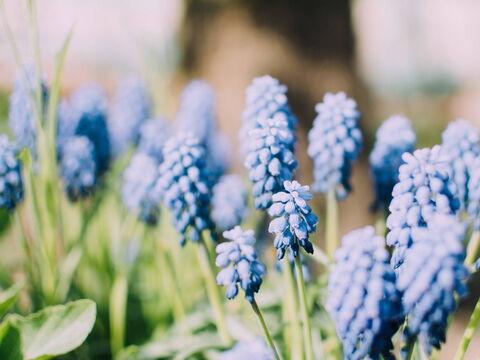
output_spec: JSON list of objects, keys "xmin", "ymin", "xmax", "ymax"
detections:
[{"xmin": 1, "ymin": 0, "xmax": 480, "ymax": 358}]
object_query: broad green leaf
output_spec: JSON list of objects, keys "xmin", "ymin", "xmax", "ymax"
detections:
[
  {"xmin": 0, "ymin": 320, "xmax": 23, "ymax": 360},
  {"xmin": 10, "ymin": 299, "xmax": 96, "ymax": 360},
  {"xmin": 0, "ymin": 282, "xmax": 23, "ymax": 318}
]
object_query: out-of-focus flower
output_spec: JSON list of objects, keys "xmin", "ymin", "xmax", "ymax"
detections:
[
  {"xmin": 8, "ymin": 65, "xmax": 48, "ymax": 153},
  {"xmin": 397, "ymin": 214, "xmax": 469, "ymax": 354},
  {"xmin": 386, "ymin": 146, "xmax": 459, "ymax": 269},
  {"xmin": 307, "ymin": 92, "xmax": 362, "ymax": 200},
  {"xmin": 219, "ymin": 338, "xmax": 273, "ymax": 360},
  {"xmin": 441, "ymin": 119, "xmax": 480, "ymax": 211},
  {"xmin": 369, "ymin": 115, "xmax": 416, "ymax": 212},
  {"xmin": 0, "ymin": 136, "xmax": 24, "ymax": 210},
  {"xmin": 215, "ymin": 226, "xmax": 265, "ymax": 302},
  {"xmin": 59, "ymin": 84, "xmax": 111, "ymax": 176},
  {"xmin": 211, "ymin": 175, "xmax": 248, "ymax": 232},
  {"xmin": 244, "ymin": 114, "xmax": 297, "ymax": 209},
  {"xmin": 175, "ymin": 80, "xmax": 229, "ymax": 183},
  {"xmin": 122, "ymin": 152, "xmax": 161, "ymax": 225},
  {"xmin": 137, "ymin": 117, "xmax": 170, "ymax": 161},
  {"xmin": 155, "ymin": 133, "xmax": 214, "ymax": 245},
  {"xmin": 467, "ymin": 157, "xmax": 480, "ymax": 230},
  {"xmin": 59, "ymin": 136, "xmax": 97, "ymax": 201},
  {"xmin": 268, "ymin": 180, "xmax": 317, "ymax": 259},
  {"xmin": 109, "ymin": 77, "xmax": 152, "ymax": 157},
  {"xmin": 327, "ymin": 226, "xmax": 401, "ymax": 360}
]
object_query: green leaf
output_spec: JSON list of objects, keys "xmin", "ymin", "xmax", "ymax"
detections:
[
  {"xmin": 0, "ymin": 320, "xmax": 23, "ymax": 360},
  {"xmin": 10, "ymin": 299, "xmax": 96, "ymax": 360},
  {"xmin": 0, "ymin": 282, "xmax": 23, "ymax": 318}
]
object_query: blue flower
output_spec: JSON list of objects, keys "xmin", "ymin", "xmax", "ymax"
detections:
[
  {"xmin": 244, "ymin": 114, "xmax": 297, "ymax": 209},
  {"xmin": 155, "ymin": 132, "xmax": 214, "ymax": 245},
  {"xmin": 386, "ymin": 146, "xmax": 459, "ymax": 269},
  {"xmin": 242, "ymin": 75, "xmax": 297, "ymax": 134},
  {"xmin": 0, "ymin": 135, "xmax": 24, "ymax": 210},
  {"xmin": 215, "ymin": 226, "xmax": 265, "ymax": 302},
  {"xmin": 211, "ymin": 175, "xmax": 248, "ymax": 232},
  {"xmin": 467, "ymin": 157, "xmax": 480, "ymax": 230},
  {"xmin": 109, "ymin": 77, "xmax": 152, "ymax": 157},
  {"xmin": 137, "ymin": 117, "xmax": 170, "ymax": 161},
  {"xmin": 268, "ymin": 180, "xmax": 317, "ymax": 259},
  {"xmin": 327, "ymin": 226, "xmax": 402, "ymax": 360},
  {"xmin": 59, "ymin": 136, "xmax": 97, "ymax": 201},
  {"xmin": 175, "ymin": 80, "xmax": 229, "ymax": 183},
  {"xmin": 8, "ymin": 65, "xmax": 48, "ymax": 153},
  {"xmin": 220, "ymin": 338, "xmax": 273, "ymax": 360},
  {"xmin": 440, "ymin": 119, "xmax": 480, "ymax": 211},
  {"xmin": 122, "ymin": 152, "xmax": 161, "ymax": 225},
  {"xmin": 397, "ymin": 214, "xmax": 469, "ymax": 354},
  {"xmin": 59, "ymin": 84, "xmax": 111, "ymax": 175},
  {"xmin": 307, "ymin": 92, "xmax": 362, "ymax": 200},
  {"xmin": 369, "ymin": 115, "xmax": 416, "ymax": 212}
]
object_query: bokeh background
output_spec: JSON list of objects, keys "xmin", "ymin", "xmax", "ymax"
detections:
[{"xmin": 1, "ymin": 1, "xmax": 480, "ymax": 358}]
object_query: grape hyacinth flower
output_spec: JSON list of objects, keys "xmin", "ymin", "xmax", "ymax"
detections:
[
  {"xmin": 327, "ymin": 226, "xmax": 402, "ymax": 360},
  {"xmin": 241, "ymin": 75, "xmax": 297, "ymax": 137},
  {"xmin": 109, "ymin": 77, "xmax": 152, "ymax": 156},
  {"xmin": 211, "ymin": 175, "xmax": 248, "ymax": 232},
  {"xmin": 307, "ymin": 92, "xmax": 362, "ymax": 199},
  {"xmin": 220, "ymin": 338, "xmax": 273, "ymax": 360},
  {"xmin": 137, "ymin": 117, "xmax": 170, "ymax": 161},
  {"xmin": 268, "ymin": 180, "xmax": 317, "ymax": 259},
  {"xmin": 245, "ymin": 114, "xmax": 297, "ymax": 209},
  {"xmin": 155, "ymin": 133, "xmax": 214, "ymax": 245},
  {"xmin": 467, "ymin": 157, "xmax": 480, "ymax": 230},
  {"xmin": 216, "ymin": 226, "xmax": 265, "ymax": 302},
  {"xmin": 397, "ymin": 214, "xmax": 469, "ymax": 354},
  {"xmin": 370, "ymin": 115, "xmax": 416, "ymax": 212},
  {"xmin": 58, "ymin": 84, "xmax": 111, "ymax": 177},
  {"xmin": 386, "ymin": 146, "xmax": 459, "ymax": 269},
  {"xmin": 441, "ymin": 119, "xmax": 480, "ymax": 211},
  {"xmin": 0, "ymin": 135, "xmax": 24, "ymax": 210},
  {"xmin": 8, "ymin": 65, "xmax": 49, "ymax": 153},
  {"xmin": 122, "ymin": 153, "xmax": 161, "ymax": 225},
  {"xmin": 59, "ymin": 136, "xmax": 97, "ymax": 201},
  {"xmin": 175, "ymin": 80, "xmax": 229, "ymax": 183}
]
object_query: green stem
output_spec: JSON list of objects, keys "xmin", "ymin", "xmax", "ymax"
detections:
[
  {"xmin": 196, "ymin": 236, "xmax": 232, "ymax": 344},
  {"xmin": 465, "ymin": 231, "xmax": 480, "ymax": 266},
  {"xmin": 294, "ymin": 255, "xmax": 314, "ymax": 360},
  {"xmin": 109, "ymin": 273, "xmax": 128, "ymax": 356},
  {"xmin": 453, "ymin": 296, "xmax": 480, "ymax": 360},
  {"xmin": 282, "ymin": 258, "xmax": 303, "ymax": 360},
  {"xmin": 251, "ymin": 299, "xmax": 282, "ymax": 360},
  {"xmin": 326, "ymin": 189, "xmax": 338, "ymax": 258},
  {"xmin": 375, "ymin": 212, "xmax": 386, "ymax": 237}
]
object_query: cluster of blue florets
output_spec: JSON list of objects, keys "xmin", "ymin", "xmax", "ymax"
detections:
[
  {"xmin": 109, "ymin": 77, "xmax": 152, "ymax": 157},
  {"xmin": 211, "ymin": 175, "xmax": 248, "ymax": 232},
  {"xmin": 370, "ymin": 115, "xmax": 416, "ymax": 212},
  {"xmin": 441, "ymin": 119, "xmax": 480, "ymax": 210},
  {"xmin": 0, "ymin": 136, "xmax": 24, "ymax": 210},
  {"xmin": 467, "ymin": 157, "xmax": 480, "ymax": 230},
  {"xmin": 175, "ymin": 80, "xmax": 228, "ymax": 183},
  {"xmin": 327, "ymin": 226, "xmax": 402, "ymax": 360},
  {"xmin": 122, "ymin": 153, "xmax": 161, "ymax": 225},
  {"xmin": 57, "ymin": 84, "xmax": 111, "ymax": 200},
  {"xmin": 137, "ymin": 117, "xmax": 170, "ymax": 161},
  {"xmin": 397, "ymin": 214, "xmax": 469, "ymax": 354},
  {"xmin": 244, "ymin": 114, "xmax": 297, "ymax": 209},
  {"xmin": 215, "ymin": 226, "xmax": 266, "ymax": 302},
  {"xmin": 8, "ymin": 66, "xmax": 49, "ymax": 154},
  {"xmin": 307, "ymin": 92, "xmax": 363, "ymax": 200},
  {"xmin": 386, "ymin": 146, "xmax": 460, "ymax": 269},
  {"xmin": 241, "ymin": 75, "xmax": 297, "ymax": 137},
  {"xmin": 155, "ymin": 133, "xmax": 214, "ymax": 245},
  {"xmin": 268, "ymin": 180, "xmax": 317, "ymax": 259}
]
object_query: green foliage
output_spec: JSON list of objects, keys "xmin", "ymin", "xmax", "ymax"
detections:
[{"xmin": 0, "ymin": 282, "xmax": 23, "ymax": 318}]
